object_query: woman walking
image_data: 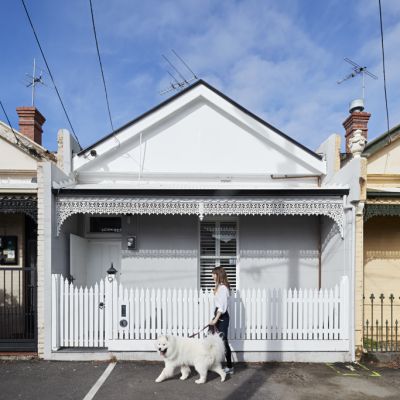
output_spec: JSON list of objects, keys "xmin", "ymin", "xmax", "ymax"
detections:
[{"xmin": 209, "ymin": 266, "xmax": 234, "ymax": 374}]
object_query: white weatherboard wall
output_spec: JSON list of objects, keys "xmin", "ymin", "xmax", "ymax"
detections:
[
  {"xmin": 66, "ymin": 215, "xmax": 198, "ymax": 289},
  {"xmin": 120, "ymin": 215, "xmax": 198, "ymax": 289},
  {"xmin": 321, "ymin": 216, "xmax": 345, "ymax": 288},
  {"xmin": 239, "ymin": 215, "xmax": 319, "ymax": 289},
  {"xmin": 64, "ymin": 214, "xmax": 333, "ymax": 290}
]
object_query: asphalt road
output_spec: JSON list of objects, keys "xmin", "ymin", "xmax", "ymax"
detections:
[{"xmin": 1, "ymin": 360, "xmax": 400, "ymax": 400}]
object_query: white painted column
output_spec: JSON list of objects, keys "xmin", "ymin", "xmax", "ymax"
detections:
[{"xmin": 37, "ymin": 162, "xmax": 53, "ymax": 358}]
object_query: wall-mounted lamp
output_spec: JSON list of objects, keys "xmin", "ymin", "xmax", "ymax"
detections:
[
  {"xmin": 90, "ymin": 149, "xmax": 97, "ymax": 157},
  {"xmin": 107, "ymin": 262, "xmax": 118, "ymax": 282}
]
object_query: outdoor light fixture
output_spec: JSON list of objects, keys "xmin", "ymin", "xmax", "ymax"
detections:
[{"xmin": 107, "ymin": 262, "xmax": 117, "ymax": 282}]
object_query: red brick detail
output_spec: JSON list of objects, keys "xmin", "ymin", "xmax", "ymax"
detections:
[
  {"xmin": 16, "ymin": 106, "xmax": 46, "ymax": 145},
  {"xmin": 343, "ymin": 111, "xmax": 371, "ymax": 153}
]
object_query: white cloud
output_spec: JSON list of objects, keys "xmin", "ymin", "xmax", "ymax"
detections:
[{"xmin": 3, "ymin": 0, "xmax": 399, "ymax": 152}]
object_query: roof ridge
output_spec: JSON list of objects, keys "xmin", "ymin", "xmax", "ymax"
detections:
[
  {"xmin": 0, "ymin": 120, "xmax": 56, "ymax": 161},
  {"xmin": 77, "ymin": 80, "xmax": 321, "ymax": 160}
]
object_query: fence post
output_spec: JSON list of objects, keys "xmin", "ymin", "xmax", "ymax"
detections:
[
  {"xmin": 390, "ymin": 294, "xmax": 394, "ymax": 352},
  {"xmin": 104, "ymin": 273, "xmax": 114, "ymax": 346},
  {"xmin": 51, "ymin": 274, "xmax": 60, "ymax": 351},
  {"xmin": 340, "ymin": 276, "xmax": 349, "ymax": 340}
]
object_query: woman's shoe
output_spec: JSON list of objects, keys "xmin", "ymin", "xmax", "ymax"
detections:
[{"xmin": 224, "ymin": 367, "xmax": 234, "ymax": 375}]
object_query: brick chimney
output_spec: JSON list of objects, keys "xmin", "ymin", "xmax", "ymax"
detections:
[
  {"xmin": 16, "ymin": 106, "xmax": 46, "ymax": 145},
  {"xmin": 342, "ymin": 99, "xmax": 370, "ymax": 153}
]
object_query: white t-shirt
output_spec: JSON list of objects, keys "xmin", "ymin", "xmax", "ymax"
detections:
[{"xmin": 214, "ymin": 284, "xmax": 229, "ymax": 314}]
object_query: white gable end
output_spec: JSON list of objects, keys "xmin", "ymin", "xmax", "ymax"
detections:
[
  {"xmin": 74, "ymin": 82, "xmax": 325, "ymax": 186},
  {"xmin": 0, "ymin": 137, "xmax": 37, "ymax": 171}
]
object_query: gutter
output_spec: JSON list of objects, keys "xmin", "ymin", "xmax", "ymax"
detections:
[{"xmin": 52, "ymin": 188, "xmax": 350, "ymax": 196}]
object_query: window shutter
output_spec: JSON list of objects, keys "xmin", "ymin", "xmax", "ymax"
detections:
[{"xmin": 200, "ymin": 221, "xmax": 237, "ymax": 290}]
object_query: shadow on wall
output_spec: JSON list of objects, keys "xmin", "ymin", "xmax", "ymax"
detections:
[{"xmin": 243, "ymin": 234, "xmax": 345, "ymax": 291}]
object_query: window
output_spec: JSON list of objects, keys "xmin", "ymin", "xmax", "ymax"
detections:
[
  {"xmin": 0, "ymin": 236, "xmax": 18, "ymax": 265},
  {"xmin": 200, "ymin": 221, "xmax": 237, "ymax": 290},
  {"xmin": 89, "ymin": 217, "xmax": 122, "ymax": 233}
]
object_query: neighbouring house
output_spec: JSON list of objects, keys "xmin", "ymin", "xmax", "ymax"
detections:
[
  {"xmin": 39, "ymin": 80, "xmax": 361, "ymax": 362},
  {"xmin": 0, "ymin": 106, "xmax": 56, "ymax": 352},
  {"xmin": 334, "ymin": 97, "xmax": 400, "ymax": 355},
  {"xmin": 361, "ymin": 122, "xmax": 400, "ymax": 353}
]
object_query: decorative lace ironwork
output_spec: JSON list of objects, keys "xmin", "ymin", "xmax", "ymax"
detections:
[
  {"xmin": 365, "ymin": 204, "xmax": 400, "ymax": 221},
  {"xmin": 0, "ymin": 195, "xmax": 37, "ymax": 222},
  {"xmin": 56, "ymin": 196, "xmax": 344, "ymax": 237}
]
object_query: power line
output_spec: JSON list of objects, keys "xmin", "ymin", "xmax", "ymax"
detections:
[
  {"xmin": 20, "ymin": 0, "xmax": 82, "ymax": 149},
  {"xmin": 378, "ymin": 0, "xmax": 390, "ymax": 139},
  {"xmin": 89, "ymin": 0, "xmax": 115, "ymax": 134},
  {"xmin": 0, "ymin": 100, "xmax": 21, "ymax": 145}
]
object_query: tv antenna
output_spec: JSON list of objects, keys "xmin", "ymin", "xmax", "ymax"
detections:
[
  {"xmin": 160, "ymin": 50, "xmax": 198, "ymax": 95},
  {"xmin": 337, "ymin": 58, "xmax": 378, "ymax": 101},
  {"xmin": 24, "ymin": 58, "xmax": 46, "ymax": 106}
]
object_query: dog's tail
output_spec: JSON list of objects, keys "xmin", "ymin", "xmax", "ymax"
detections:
[{"xmin": 204, "ymin": 334, "xmax": 225, "ymax": 362}]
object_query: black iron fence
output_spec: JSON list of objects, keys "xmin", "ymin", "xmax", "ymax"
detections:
[
  {"xmin": 363, "ymin": 293, "xmax": 400, "ymax": 352},
  {"xmin": 0, "ymin": 267, "xmax": 36, "ymax": 350}
]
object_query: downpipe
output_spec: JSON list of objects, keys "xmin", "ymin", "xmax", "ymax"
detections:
[{"xmin": 343, "ymin": 195, "xmax": 356, "ymax": 362}]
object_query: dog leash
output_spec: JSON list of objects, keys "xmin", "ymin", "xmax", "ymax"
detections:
[{"xmin": 188, "ymin": 324, "xmax": 211, "ymax": 338}]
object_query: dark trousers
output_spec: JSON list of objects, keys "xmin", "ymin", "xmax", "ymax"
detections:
[{"xmin": 215, "ymin": 309, "xmax": 232, "ymax": 368}]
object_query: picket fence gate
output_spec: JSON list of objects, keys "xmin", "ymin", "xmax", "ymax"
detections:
[{"xmin": 52, "ymin": 274, "xmax": 349, "ymax": 352}]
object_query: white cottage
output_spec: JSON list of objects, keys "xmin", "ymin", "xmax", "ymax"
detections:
[{"xmin": 42, "ymin": 81, "xmax": 356, "ymax": 362}]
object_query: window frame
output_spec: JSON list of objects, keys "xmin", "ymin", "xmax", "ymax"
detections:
[
  {"xmin": 198, "ymin": 216, "xmax": 239, "ymax": 291},
  {"xmin": 84, "ymin": 215, "xmax": 123, "ymax": 239}
]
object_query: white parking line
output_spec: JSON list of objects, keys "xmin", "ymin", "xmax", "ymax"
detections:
[{"xmin": 83, "ymin": 362, "xmax": 117, "ymax": 400}]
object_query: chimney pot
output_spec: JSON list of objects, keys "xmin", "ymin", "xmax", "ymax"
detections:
[
  {"xmin": 349, "ymin": 99, "xmax": 364, "ymax": 113},
  {"xmin": 16, "ymin": 106, "xmax": 46, "ymax": 145}
]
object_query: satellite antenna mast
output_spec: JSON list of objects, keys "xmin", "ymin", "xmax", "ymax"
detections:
[
  {"xmin": 25, "ymin": 58, "xmax": 45, "ymax": 106},
  {"xmin": 160, "ymin": 50, "xmax": 198, "ymax": 95},
  {"xmin": 171, "ymin": 49, "xmax": 198, "ymax": 80},
  {"xmin": 337, "ymin": 58, "xmax": 378, "ymax": 101}
]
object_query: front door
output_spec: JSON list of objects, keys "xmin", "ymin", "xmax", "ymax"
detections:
[{"xmin": 70, "ymin": 234, "xmax": 121, "ymax": 287}]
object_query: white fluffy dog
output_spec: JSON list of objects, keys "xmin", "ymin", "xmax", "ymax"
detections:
[{"xmin": 155, "ymin": 334, "xmax": 226, "ymax": 384}]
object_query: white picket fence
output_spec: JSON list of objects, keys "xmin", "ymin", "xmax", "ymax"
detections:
[{"xmin": 52, "ymin": 274, "xmax": 349, "ymax": 352}]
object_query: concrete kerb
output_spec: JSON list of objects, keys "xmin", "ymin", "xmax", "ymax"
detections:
[
  {"xmin": 48, "ymin": 350, "xmax": 352, "ymax": 363},
  {"xmin": 0, "ymin": 353, "xmax": 38, "ymax": 361}
]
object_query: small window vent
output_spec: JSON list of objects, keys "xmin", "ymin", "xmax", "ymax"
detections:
[{"xmin": 89, "ymin": 217, "xmax": 122, "ymax": 233}]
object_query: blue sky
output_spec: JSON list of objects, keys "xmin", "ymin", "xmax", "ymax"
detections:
[{"xmin": 1, "ymin": 0, "xmax": 399, "ymax": 152}]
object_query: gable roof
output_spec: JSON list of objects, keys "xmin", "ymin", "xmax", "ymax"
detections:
[
  {"xmin": 363, "ymin": 123, "xmax": 400, "ymax": 157},
  {"xmin": 0, "ymin": 120, "xmax": 56, "ymax": 162},
  {"xmin": 78, "ymin": 79, "xmax": 321, "ymax": 160}
]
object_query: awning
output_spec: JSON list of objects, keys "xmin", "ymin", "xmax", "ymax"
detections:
[
  {"xmin": 56, "ymin": 195, "xmax": 345, "ymax": 237},
  {"xmin": 365, "ymin": 190, "xmax": 400, "ymax": 220},
  {"xmin": 0, "ymin": 194, "xmax": 37, "ymax": 222}
]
